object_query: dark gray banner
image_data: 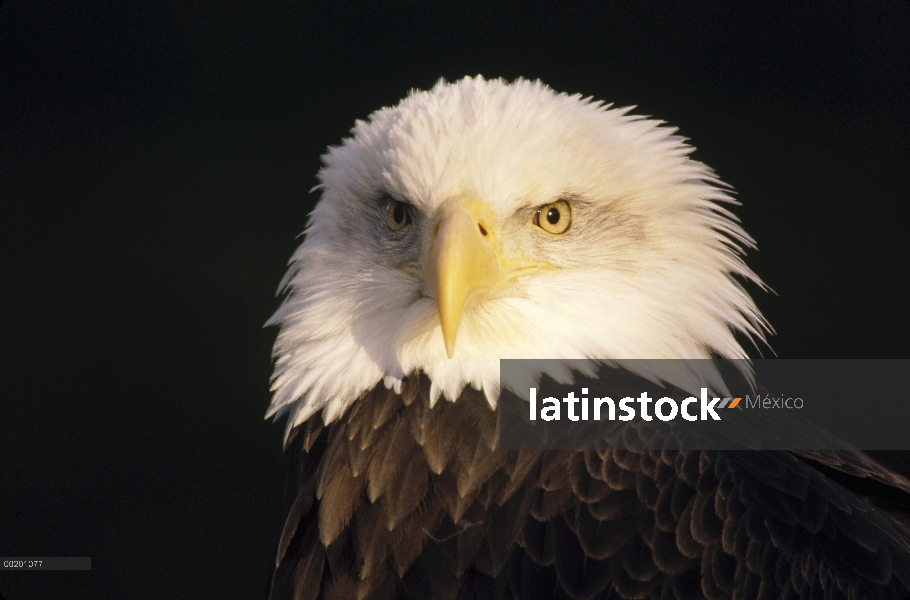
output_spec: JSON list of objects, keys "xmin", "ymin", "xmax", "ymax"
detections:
[
  {"xmin": 499, "ymin": 359, "xmax": 910, "ymax": 450},
  {"xmin": 1, "ymin": 557, "xmax": 91, "ymax": 570}
]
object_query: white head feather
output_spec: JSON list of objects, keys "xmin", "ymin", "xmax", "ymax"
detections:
[{"xmin": 266, "ymin": 76, "xmax": 769, "ymax": 436}]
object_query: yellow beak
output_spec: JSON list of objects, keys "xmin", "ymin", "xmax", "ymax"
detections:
[{"xmin": 423, "ymin": 197, "xmax": 501, "ymax": 358}]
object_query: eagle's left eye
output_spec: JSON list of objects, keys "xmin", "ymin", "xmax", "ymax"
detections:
[
  {"xmin": 534, "ymin": 199, "xmax": 572, "ymax": 234},
  {"xmin": 385, "ymin": 200, "xmax": 412, "ymax": 232}
]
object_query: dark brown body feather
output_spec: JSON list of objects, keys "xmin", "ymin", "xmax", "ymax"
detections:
[{"xmin": 269, "ymin": 375, "xmax": 910, "ymax": 600}]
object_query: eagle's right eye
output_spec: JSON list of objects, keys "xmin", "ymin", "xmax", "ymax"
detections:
[{"xmin": 385, "ymin": 200, "xmax": 412, "ymax": 232}]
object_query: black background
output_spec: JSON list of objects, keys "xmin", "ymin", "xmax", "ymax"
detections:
[{"xmin": 1, "ymin": 2, "xmax": 908, "ymax": 598}]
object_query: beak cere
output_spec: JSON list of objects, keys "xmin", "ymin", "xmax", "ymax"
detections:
[{"xmin": 424, "ymin": 197, "xmax": 501, "ymax": 358}]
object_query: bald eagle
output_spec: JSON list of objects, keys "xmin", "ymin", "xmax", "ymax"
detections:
[{"xmin": 265, "ymin": 77, "xmax": 910, "ymax": 600}]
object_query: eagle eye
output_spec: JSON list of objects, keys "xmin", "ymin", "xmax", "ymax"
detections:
[
  {"xmin": 534, "ymin": 199, "xmax": 572, "ymax": 234},
  {"xmin": 385, "ymin": 199, "xmax": 412, "ymax": 232}
]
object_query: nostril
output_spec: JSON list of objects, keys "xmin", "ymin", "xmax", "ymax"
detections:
[{"xmin": 478, "ymin": 223, "xmax": 488, "ymax": 236}]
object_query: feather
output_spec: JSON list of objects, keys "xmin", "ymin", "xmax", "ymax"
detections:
[
  {"xmin": 575, "ymin": 501, "xmax": 638, "ymax": 560},
  {"xmin": 389, "ymin": 494, "xmax": 440, "ymax": 578},
  {"xmin": 650, "ymin": 524, "xmax": 693, "ymax": 575},
  {"xmin": 553, "ymin": 514, "xmax": 615, "ymax": 599},
  {"xmin": 419, "ymin": 419, "xmax": 455, "ymax": 475},
  {"xmin": 290, "ymin": 531, "xmax": 325, "ymax": 600},
  {"xmin": 698, "ymin": 546, "xmax": 727, "ymax": 600},
  {"xmin": 602, "ymin": 452, "xmax": 636, "ymax": 490},
  {"xmin": 611, "ymin": 564, "xmax": 656, "ymax": 599},
  {"xmin": 670, "ymin": 477, "xmax": 696, "ymax": 521},
  {"xmin": 382, "ymin": 450, "xmax": 428, "ymax": 530},
  {"xmin": 354, "ymin": 500, "xmax": 388, "ymax": 581},
  {"xmin": 675, "ymin": 500, "xmax": 703, "ymax": 560},
  {"xmin": 654, "ymin": 480, "xmax": 677, "ymax": 533},
  {"xmin": 370, "ymin": 387, "xmax": 400, "ymax": 432},
  {"xmin": 693, "ymin": 492, "xmax": 724, "ymax": 545},
  {"xmin": 400, "ymin": 543, "xmax": 460, "ymax": 600},
  {"xmin": 364, "ymin": 422, "xmax": 397, "ymax": 502},
  {"xmin": 275, "ymin": 475, "xmax": 317, "ymax": 568},
  {"xmin": 519, "ymin": 516, "xmax": 554, "ymax": 567},
  {"xmin": 456, "ymin": 438, "xmax": 506, "ymax": 501},
  {"xmin": 494, "ymin": 451, "xmax": 540, "ymax": 505},
  {"xmin": 370, "ymin": 420, "xmax": 415, "ymax": 504},
  {"xmin": 453, "ymin": 509, "xmax": 488, "ymax": 576},
  {"xmin": 587, "ymin": 487, "xmax": 641, "ymax": 521},
  {"xmin": 434, "ymin": 468, "xmax": 470, "ymax": 524},
  {"xmin": 473, "ymin": 486, "xmax": 532, "ymax": 577},
  {"xmin": 346, "ymin": 428, "xmax": 373, "ymax": 477},
  {"xmin": 529, "ymin": 486, "xmax": 572, "ymax": 523},
  {"xmin": 300, "ymin": 417, "xmax": 324, "ymax": 453},
  {"xmin": 318, "ymin": 466, "xmax": 364, "ymax": 546},
  {"xmin": 636, "ymin": 470, "xmax": 661, "ymax": 510}
]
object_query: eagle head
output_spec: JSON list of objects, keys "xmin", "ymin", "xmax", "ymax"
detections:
[{"xmin": 266, "ymin": 76, "xmax": 768, "ymax": 435}]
